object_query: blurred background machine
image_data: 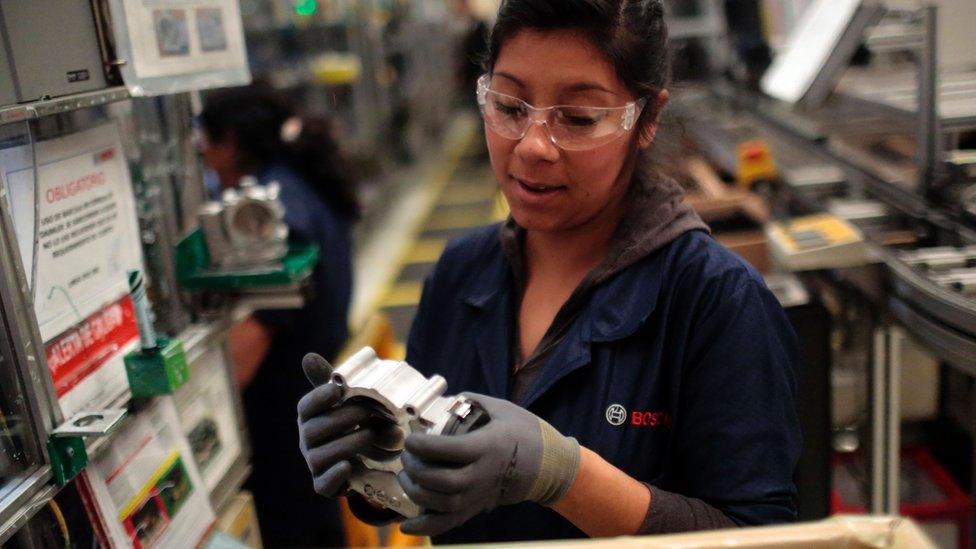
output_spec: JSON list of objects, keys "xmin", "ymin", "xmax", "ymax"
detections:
[{"xmin": 661, "ymin": 1, "xmax": 976, "ymax": 547}]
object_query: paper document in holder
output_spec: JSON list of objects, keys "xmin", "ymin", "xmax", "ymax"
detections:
[
  {"xmin": 80, "ymin": 397, "xmax": 216, "ymax": 548},
  {"xmin": 0, "ymin": 123, "xmax": 145, "ymax": 417},
  {"xmin": 105, "ymin": 0, "xmax": 250, "ymax": 96},
  {"xmin": 173, "ymin": 346, "xmax": 243, "ymax": 493}
]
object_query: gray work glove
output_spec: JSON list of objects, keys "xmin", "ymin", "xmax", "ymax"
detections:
[
  {"xmin": 396, "ymin": 393, "xmax": 581, "ymax": 536},
  {"xmin": 297, "ymin": 353, "xmax": 378, "ymax": 497}
]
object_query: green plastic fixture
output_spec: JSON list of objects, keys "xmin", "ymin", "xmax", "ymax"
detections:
[
  {"xmin": 123, "ymin": 337, "xmax": 189, "ymax": 398},
  {"xmin": 176, "ymin": 229, "xmax": 319, "ymax": 290},
  {"xmin": 47, "ymin": 436, "xmax": 87, "ymax": 486}
]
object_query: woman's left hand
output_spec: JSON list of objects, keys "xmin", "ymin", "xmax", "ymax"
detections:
[{"xmin": 396, "ymin": 393, "xmax": 581, "ymax": 536}]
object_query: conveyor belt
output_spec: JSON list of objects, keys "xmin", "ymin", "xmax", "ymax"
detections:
[{"xmin": 838, "ymin": 69, "xmax": 976, "ymax": 132}]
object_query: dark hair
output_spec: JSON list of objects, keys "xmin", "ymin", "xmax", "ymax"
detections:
[
  {"xmin": 486, "ymin": 0, "xmax": 670, "ymax": 123},
  {"xmin": 200, "ymin": 82, "xmax": 360, "ymax": 220}
]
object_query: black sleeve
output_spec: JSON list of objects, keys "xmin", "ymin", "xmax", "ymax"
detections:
[
  {"xmin": 636, "ymin": 484, "xmax": 737, "ymax": 535},
  {"xmin": 253, "ymin": 307, "xmax": 301, "ymax": 332}
]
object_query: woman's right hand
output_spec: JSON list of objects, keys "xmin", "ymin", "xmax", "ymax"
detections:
[{"xmin": 297, "ymin": 353, "xmax": 377, "ymax": 497}]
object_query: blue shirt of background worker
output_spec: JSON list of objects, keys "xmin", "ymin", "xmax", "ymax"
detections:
[
  {"xmin": 249, "ymin": 163, "xmax": 353, "ymax": 360},
  {"xmin": 244, "ymin": 162, "xmax": 353, "ymax": 546},
  {"xmin": 199, "ymin": 83, "xmax": 358, "ymax": 547}
]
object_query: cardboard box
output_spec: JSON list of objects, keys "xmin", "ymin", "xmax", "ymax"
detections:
[
  {"xmin": 500, "ymin": 516, "xmax": 936, "ymax": 548},
  {"xmin": 683, "ymin": 158, "xmax": 772, "ymax": 273},
  {"xmin": 216, "ymin": 491, "xmax": 262, "ymax": 549},
  {"xmin": 716, "ymin": 230, "xmax": 771, "ymax": 274}
]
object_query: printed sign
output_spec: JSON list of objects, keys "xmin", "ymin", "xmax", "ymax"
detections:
[
  {"xmin": 0, "ymin": 122, "xmax": 144, "ymax": 415},
  {"xmin": 44, "ymin": 296, "xmax": 139, "ymax": 416},
  {"xmin": 109, "ymin": 0, "xmax": 250, "ymax": 95}
]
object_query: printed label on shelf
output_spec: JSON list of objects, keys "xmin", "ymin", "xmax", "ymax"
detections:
[
  {"xmin": 44, "ymin": 295, "xmax": 139, "ymax": 417},
  {"xmin": 81, "ymin": 397, "xmax": 216, "ymax": 549}
]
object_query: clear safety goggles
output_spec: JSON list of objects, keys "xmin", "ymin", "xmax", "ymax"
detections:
[{"xmin": 476, "ymin": 74, "xmax": 648, "ymax": 151}]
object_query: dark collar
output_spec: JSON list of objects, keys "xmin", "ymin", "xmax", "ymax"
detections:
[{"xmin": 459, "ymin": 235, "xmax": 670, "ymax": 343}]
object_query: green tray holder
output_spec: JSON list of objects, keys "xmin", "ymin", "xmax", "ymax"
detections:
[
  {"xmin": 47, "ymin": 436, "xmax": 88, "ymax": 486},
  {"xmin": 124, "ymin": 337, "xmax": 189, "ymax": 398},
  {"xmin": 176, "ymin": 229, "xmax": 319, "ymax": 290}
]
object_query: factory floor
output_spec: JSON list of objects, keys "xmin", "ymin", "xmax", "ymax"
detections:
[{"xmin": 350, "ymin": 112, "xmax": 505, "ymax": 358}]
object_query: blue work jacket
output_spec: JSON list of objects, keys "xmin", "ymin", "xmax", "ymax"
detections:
[{"xmin": 406, "ymin": 225, "xmax": 801, "ymax": 544}]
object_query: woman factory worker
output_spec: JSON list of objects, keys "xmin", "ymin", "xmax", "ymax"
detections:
[
  {"xmin": 200, "ymin": 84, "xmax": 358, "ymax": 546},
  {"xmin": 297, "ymin": 0, "xmax": 801, "ymax": 543}
]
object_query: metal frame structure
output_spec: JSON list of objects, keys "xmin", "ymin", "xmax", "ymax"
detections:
[
  {"xmin": 870, "ymin": 326, "xmax": 903, "ymax": 515},
  {"xmin": 0, "ymin": 90, "xmax": 255, "ymax": 545},
  {"xmin": 0, "ymin": 88, "xmax": 129, "ymax": 126},
  {"xmin": 0, "ymin": 122, "xmax": 62, "ymax": 545},
  {"xmin": 673, "ymin": 3, "xmax": 976, "ymax": 538},
  {"xmin": 840, "ymin": 4, "xmax": 976, "ymax": 197},
  {"xmin": 915, "ymin": 5, "xmax": 940, "ymax": 196},
  {"xmin": 665, "ymin": 0, "xmax": 731, "ymax": 74}
]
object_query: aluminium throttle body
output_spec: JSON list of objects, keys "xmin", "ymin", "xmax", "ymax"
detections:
[
  {"xmin": 330, "ymin": 347, "xmax": 489, "ymax": 518},
  {"xmin": 198, "ymin": 176, "xmax": 288, "ymax": 269}
]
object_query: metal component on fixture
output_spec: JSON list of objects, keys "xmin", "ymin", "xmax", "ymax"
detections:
[{"xmin": 198, "ymin": 176, "xmax": 289, "ymax": 269}]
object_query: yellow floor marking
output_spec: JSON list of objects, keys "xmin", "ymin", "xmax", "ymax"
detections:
[
  {"xmin": 380, "ymin": 281, "xmax": 424, "ymax": 308},
  {"xmin": 423, "ymin": 204, "xmax": 492, "ymax": 231},
  {"xmin": 390, "ymin": 341, "xmax": 406, "ymax": 361},
  {"xmin": 356, "ymin": 118, "xmax": 475, "ymax": 326},
  {"xmin": 404, "ymin": 238, "xmax": 447, "ymax": 265},
  {"xmin": 437, "ymin": 183, "xmax": 499, "ymax": 206},
  {"xmin": 492, "ymin": 190, "xmax": 510, "ymax": 222}
]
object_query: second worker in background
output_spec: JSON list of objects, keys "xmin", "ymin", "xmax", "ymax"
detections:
[{"xmin": 200, "ymin": 83, "xmax": 358, "ymax": 547}]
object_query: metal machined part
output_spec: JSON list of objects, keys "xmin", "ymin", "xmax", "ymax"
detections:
[
  {"xmin": 931, "ymin": 269, "xmax": 976, "ymax": 297},
  {"xmin": 198, "ymin": 176, "xmax": 289, "ymax": 269},
  {"xmin": 331, "ymin": 347, "xmax": 484, "ymax": 517},
  {"xmin": 899, "ymin": 246, "xmax": 976, "ymax": 272}
]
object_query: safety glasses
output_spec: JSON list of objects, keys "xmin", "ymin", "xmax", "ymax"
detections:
[{"xmin": 476, "ymin": 74, "xmax": 648, "ymax": 151}]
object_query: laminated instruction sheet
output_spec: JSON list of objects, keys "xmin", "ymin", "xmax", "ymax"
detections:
[
  {"xmin": 173, "ymin": 345, "xmax": 243, "ymax": 492},
  {"xmin": 0, "ymin": 122, "xmax": 144, "ymax": 416},
  {"xmin": 109, "ymin": 0, "xmax": 250, "ymax": 95},
  {"xmin": 80, "ymin": 397, "xmax": 216, "ymax": 548}
]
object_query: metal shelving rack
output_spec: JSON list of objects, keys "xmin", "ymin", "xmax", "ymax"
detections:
[
  {"xmin": 0, "ymin": 87, "xmax": 130, "ymax": 126},
  {"xmin": 0, "ymin": 172, "xmax": 63, "ymax": 543},
  {"xmin": 0, "ymin": 120, "xmax": 66, "ymax": 544},
  {"xmin": 0, "ymin": 101, "xmax": 254, "ymax": 545},
  {"xmin": 0, "ymin": 42, "xmax": 255, "ymax": 549}
]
